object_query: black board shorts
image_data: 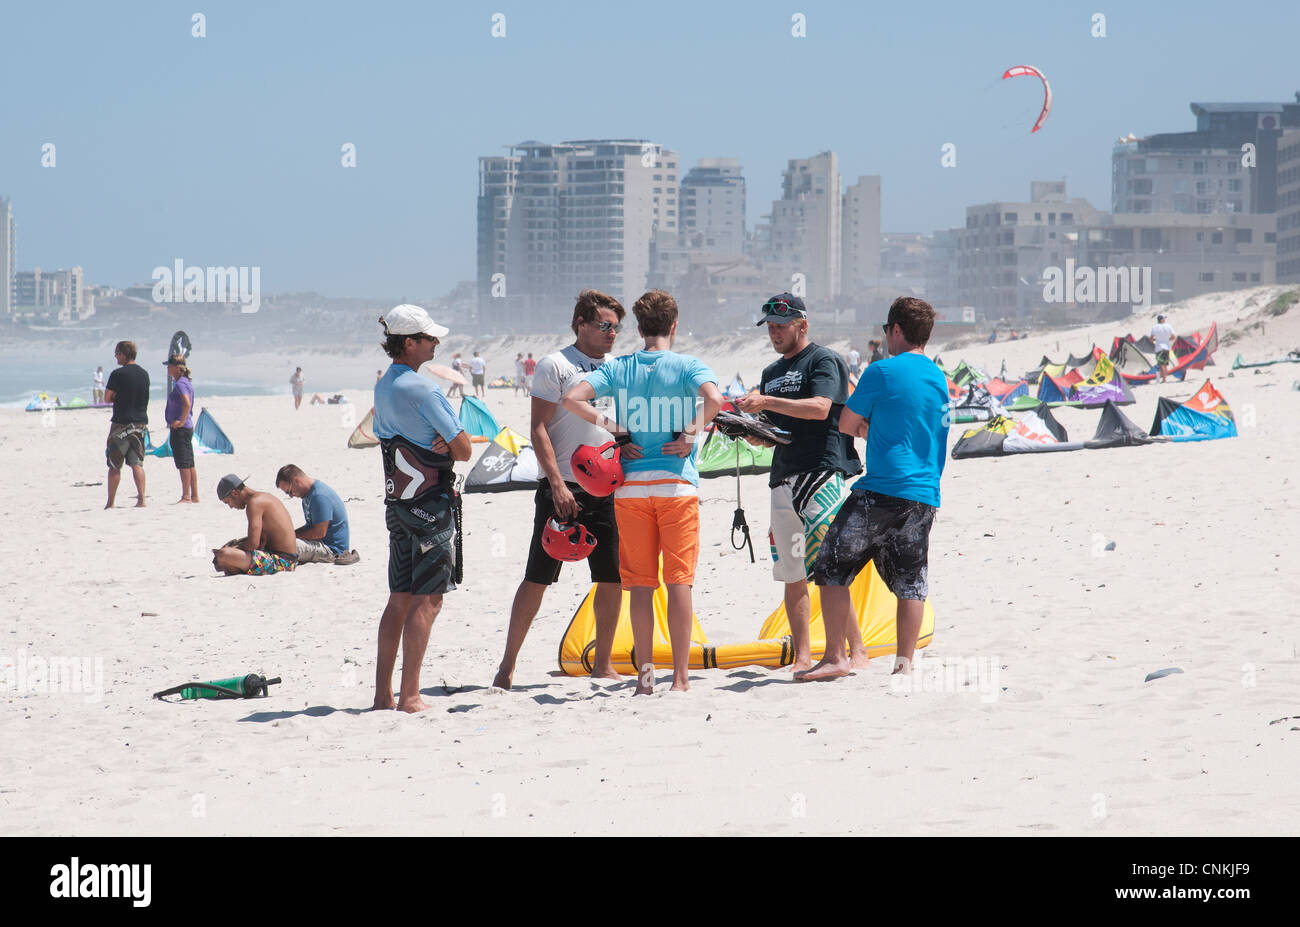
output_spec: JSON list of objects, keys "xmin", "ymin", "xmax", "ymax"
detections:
[
  {"xmin": 386, "ymin": 496, "xmax": 457, "ymax": 596},
  {"xmin": 171, "ymin": 427, "xmax": 195, "ymax": 469},
  {"xmin": 812, "ymin": 489, "xmax": 936, "ymax": 600},
  {"xmin": 524, "ymin": 482, "xmax": 620, "ymax": 586}
]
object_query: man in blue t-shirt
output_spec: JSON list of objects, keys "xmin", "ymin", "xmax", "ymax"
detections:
[
  {"xmin": 802, "ymin": 297, "xmax": 949, "ymax": 682},
  {"xmin": 371, "ymin": 305, "xmax": 473, "ymax": 713},
  {"xmin": 562, "ymin": 290, "xmax": 722, "ymax": 695},
  {"xmin": 275, "ymin": 464, "xmax": 356, "ymax": 565}
]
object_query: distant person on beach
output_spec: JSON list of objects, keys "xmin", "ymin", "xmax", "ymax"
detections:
[
  {"xmin": 493, "ymin": 290, "xmax": 639, "ymax": 691},
  {"xmin": 92, "ymin": 366, "xmax": 105, "ymax": 404},
  {"xmin": 104, "ymin": 340, "xmax": 149, "ymax": 509},
  {"xmin": 469, "ymin": 351, "xmax": 487, "ymax": 398},
  {"xmin": 373, "ymin": 305, "xmax": 473, "ymax": 712},
  {"xmin": 847, "ymin": 346, "xmax": 861, "ymax": 377},
  {"xmin": 522, "ymin": 353, "xmax": 536, "ymax": 396},
  {"xmin": 290, "ymin": 368, "xmax": 305, "ymax": 409},
  {"xmin": 987, "ymin": 329, "xmax": 998, "ymax": 344},
  {"xmin": 376, "ymin": 370, "xmax": 383, "ymax": 383},
  {"xmin": 514, "ymin": 353, "xmax": 526, "ymax": 396},
  {"xmin": 1151, "ymin": 314, "xmax": 1176, "ymax": 383},
  {"xmin": 212, "ymin": 475, "xmax": 299, "ymax": 576},
  {"xmin": 447, "ymin": 353, "xmax": 465, "ymax": 398},
  {"xmin": 275, "ymin": 464, "xmax": 358, "ymax": 565},
  {"xmin": 736, "ymin": 293, "xmax": 863, "ymax": 673},
  {"xmin": 562, "ymin": 289, "xmax": 722, "ymax": 695},
  {"xmin": 163, "ymin": 354, "xmax": 197, "ymax": 504},
  {"xmin": 868, "ymin": 339, "xmax": 886, "ymax": 365},
  {"xmin": 801, "ymin": 297, "xmax": 948, "ymax": 683}
]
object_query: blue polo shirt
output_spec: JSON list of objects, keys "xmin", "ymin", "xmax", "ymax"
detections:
[
  {"xmin": 373, "ymin": 363, "xmax": 463, "ymax": 447},
  {"xmin": 303, "ymin": 479, "xmax": 350, "ymax": 555},
  {"xmin": 846, "ymin": 352, "xmax": 949, "ymax": 507}
]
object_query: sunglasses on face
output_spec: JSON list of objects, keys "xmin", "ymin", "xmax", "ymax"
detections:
[
  {"xmin": 882, "ymin": 323, "xmax": 895, "ymax": 334},
  {"xmin": 591, "ymin": 320, "xmax": 622, "ymax": 333}
]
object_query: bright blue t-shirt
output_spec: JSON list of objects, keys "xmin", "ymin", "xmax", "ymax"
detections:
[
  {"xmin": 372, "ymin": 363, "xmax": 463, "ymax": 448},
  {"xmin": 303, "ymin": 479, "xmax": 350, "ymax": 555},
  {"xmin": 846, "ymin": 352, "xmax": 949, "ymax": 507},
  {"xmin": 582, "ymin": 349, "xmax": 718, "ymax": 484}
]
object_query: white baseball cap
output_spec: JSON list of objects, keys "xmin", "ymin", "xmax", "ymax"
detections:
[{"xmin": 382, "ymin": 304, "xmax": 449, "ymax": 338}]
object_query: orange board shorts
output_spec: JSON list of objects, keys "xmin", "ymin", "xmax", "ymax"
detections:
[{"xmin": 613, "ymin": 495, "xmax": 701, "ymax": 588}]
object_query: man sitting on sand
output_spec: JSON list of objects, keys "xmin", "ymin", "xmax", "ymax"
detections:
[
  {"xmin": 212, "ymin": 474, "xmax": 300, "ymax": 576},
  {"xmin": 275, "ymin": 464, "xmax": 360, "ymax": 565}
]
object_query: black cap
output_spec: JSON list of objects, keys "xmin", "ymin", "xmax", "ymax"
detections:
[
  {"xmin": 757, "ymin": 293, "xmax": 808, "ymax": 325},
  {"xmin": 216, "ymin": 474, "xmax": 248, "ymax": 500},
  {"xmin": 163, "ymin": 354, "xmax": 186, "ymax": 366}
]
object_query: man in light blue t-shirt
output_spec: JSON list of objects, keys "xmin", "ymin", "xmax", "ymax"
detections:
[
  {"xmin": 562, "ymin": 290, "xmax": 722, "ymax": 695},
  {"xmin": 275, "ymin": 464, "xmax": 356, "ymax": 564},
  {"xmin": 803, "ymin": 297, "xmax": 949, "ymax": 683},
  {"xmin": 371, "ymin": 305, "xmax": 473, "ymax": 713}
]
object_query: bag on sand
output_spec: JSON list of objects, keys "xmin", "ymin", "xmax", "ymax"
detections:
[{"xmin": 153, "ymin": 673, "xmax": 281, "ymax": 701}]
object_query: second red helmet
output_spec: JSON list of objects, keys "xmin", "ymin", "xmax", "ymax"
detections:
[
  {"xmin": 570, "ymin": 441, "xmax": 625, "ymax": 497},
  {"xmin": 541, "ymin": 518, "xmax": 597, "ymax": 562}
]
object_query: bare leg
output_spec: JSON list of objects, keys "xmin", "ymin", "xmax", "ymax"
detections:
[
  {"xmin": 397, "ymin": 594, "xmax": 441, "ymax": 712},
  {"xmin": 629, "ymin": 587, "xmax": 655, "ymax": 695},
  {"xmin": 492, "ymin": 580, "xmax": 547, "ymax": 689},
  {"xmin": 105, "ymin": 468, "xmax": 120, "ymax": 508},
  {"xmin": 186, "ymin": 467, "xmax": 199, "ymax": 502},
  {"xmin": 373, "ymin": 592, "xmax": 409, "ymax": 709},
  {"xmin": 130, "ymin": 464, "xmax": 146, "ymax": 506},
  {"xmin": 892, "ymin": 598, "xmax": 925, "ymax": 674},
  {"xmin": 798, "ymin": 584, "xmax": 854, "ymax": 681},
  {"xmin": 784, "ymin": 580, "xmax": 813, "ymax": 672},
  {"xmin": 665, "ymin": 583, "xmax": 693, "ymax": 691},
  {"xmin": 590, "ymin": 582, "xmax": 625, "ymax": 681}
]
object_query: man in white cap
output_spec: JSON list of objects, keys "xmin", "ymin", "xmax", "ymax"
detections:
[{"xmin": 372, "ymin": 305, "xmax": 473, "ymax": 713}]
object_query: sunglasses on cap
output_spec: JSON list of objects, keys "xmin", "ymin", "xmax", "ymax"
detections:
[
  {"xmin": 590, "ymin": 320, "xmax": 622, "ymax": 333},
  {"xmin": 762, "ymin": 298, "xmax": 805, "ymax": 318}
]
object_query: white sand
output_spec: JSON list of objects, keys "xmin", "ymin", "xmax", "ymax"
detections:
[{"xmin": 3, "ymin": 286, "xmax": 1298, "ymax": 835}]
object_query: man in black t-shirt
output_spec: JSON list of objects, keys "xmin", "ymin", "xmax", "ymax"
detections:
[
  {"xmin": 103, "ymin": 340, "xmax": 150, "ymax": 508},
  {"xmin": 735, "ymin": 294, "xmax": 863, "ymax": 672}
]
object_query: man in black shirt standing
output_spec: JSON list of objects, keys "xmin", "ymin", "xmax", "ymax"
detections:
[
  {"xmin": 736, "ymin": 294, "xmax": 863, "ymax": 672},
  {"xmin": 104, "ymin": 340, "xmax": 150, "ymax": 508}
]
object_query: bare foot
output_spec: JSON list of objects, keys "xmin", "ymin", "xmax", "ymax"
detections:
[
  {"xmin": 669, "ymin": 679, "xmax": 690, "ymax": 692},
  {"xmin": 134, "ymin": 499, "xmax": 146, "ymax": 508},
  {"xmin": 173, "ymin": 498, "xmax": 188, "ymax": 505},
  {"xmin": 633, "ymin": 685, "xmax": 654, "ymax": 696},
  {"xmin": 371, "ymin": 693, "xmax": 397, "ymax": 710},
  {"xmin": 491, "ymin": 667, "xmax": 513, "ymax": 690},
  {"xmin": 788, "ymin": 659, "xmax": 813, "ymax": 673},
  {"xmin": 796, "ymin": 661, "xmax": 853, "ymax": 682},
  {"xmin": 850, "ymin": 652, "xmax": 871, "ymax": 670},
  {"xmin": 590, "ymin": 665, "xmax": 624, "ymax": 681},
  {"xmin": 104, "ymin": 502, "xmax": 114, "ymax": 510},
  {"xmin": 397, "ymin": 696, "xmax": 431, "ymax": 713}
]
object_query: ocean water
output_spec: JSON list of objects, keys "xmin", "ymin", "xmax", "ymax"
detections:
[{"xmin": 0, "ymin": 359, "xmax": 282, "ymax": 408}]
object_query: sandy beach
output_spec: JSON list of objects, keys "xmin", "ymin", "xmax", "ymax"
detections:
[{"xmin": 3, "ymin": 287, "xmax": 1298, "ymax": 836}]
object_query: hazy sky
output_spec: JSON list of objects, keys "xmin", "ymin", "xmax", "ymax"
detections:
[{"xmin": 2, "ymin": 0, "xmax": 1298, "ymax": 297}]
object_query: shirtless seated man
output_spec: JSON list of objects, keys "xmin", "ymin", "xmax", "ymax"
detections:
[{"xmin": 212, "ymin": 473, "xmax": 300, "ymax": 576}]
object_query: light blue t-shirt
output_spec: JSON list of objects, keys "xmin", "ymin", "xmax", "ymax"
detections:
[
  {"xmin": 373, "ymin": 364, "xmax": 463, "ymax": 448},
  {"xmin": 846, "ymin": 352, "xmax": 949, "ymax": 507},
  {"xmin": 582, "ymin": 349, "xmax": 718, "ymax": 484},
  {"xmin": 303, "ymin": 479, "xmax": 350, "ymax": 555}
]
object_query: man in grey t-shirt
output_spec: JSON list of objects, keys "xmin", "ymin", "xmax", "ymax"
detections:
[{"xmin": 491, "ymin": 290, "xmax": 642, "ymax": 690}]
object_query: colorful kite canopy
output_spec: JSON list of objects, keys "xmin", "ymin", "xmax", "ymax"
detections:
[{"xmin": 1002, "ymin": 65, "xmax": 1052, "ymax": 133}]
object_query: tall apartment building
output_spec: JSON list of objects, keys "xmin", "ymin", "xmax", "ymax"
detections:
[
  {"xmin": 0, "ymin": 197, "xmax": 14, "ymax": 317},
  {"xmin": 1112, "ymin": 98, "xmax": 1300, "ymax": 215},
  {"xmin": 678, "ymin": 158, "xmax": 745, "ymax": 254},
  {"xmin": 957, "ymin": 181, "xmax": 1104, "ymax": 318},
  {"xmin": 841, "ymin": 175, "xmax": 881, "ymax": 298},
  {"xmin": 764, "ymin": 151, "xmax": 841, "ymax": 304},
  {"xmin": 476, "ymin": 139, "xmax": 677, "ymax": 332},
  {"xmin": 924, "ymin": 228, "xmax": 962, "ymax": 311},
  {"xmin": 1277, "ymin": 128, "xmax": 1300, "ymax": 283}
]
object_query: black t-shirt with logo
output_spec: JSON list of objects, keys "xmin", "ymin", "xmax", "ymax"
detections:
[
  {"xmin": 106, "ymin": 363, "xmax": 150, "ymax": 424},
  {"xmin": 759, "ymin": 343, "xmax": 862, "ymax": 487}
]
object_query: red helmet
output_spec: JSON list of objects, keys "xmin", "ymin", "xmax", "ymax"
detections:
[
  {"xmin": 541, "ymin": 518, "xmax": 597, "ymax": 562},
  {"xmin": 570, "ymin": 441, "xmax": 625, "ymax": 497}
]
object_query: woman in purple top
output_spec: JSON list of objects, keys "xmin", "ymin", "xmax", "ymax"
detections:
[{"xmin": 164, "ymin": 354, "xmax": 198, "ymax": 503}]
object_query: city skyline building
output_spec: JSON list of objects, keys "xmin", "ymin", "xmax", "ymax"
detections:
[
  {"xmin": 841, "ymin": 175, "xmax": 882, "ymax": 300},
  {"xmin": 678, "ymin": 158, "xmax": 746, "ymax": 255},
  {"xmin": 1, "ymin": 197, "xmax": 14, "ymax": 317},
  {"xmin": 763, "ymin": 151, "xmax": 841, "ymax": 304},
  {"xmin": 1276, "ymin": 128, "xmax": 1300, "ymax": 284}
]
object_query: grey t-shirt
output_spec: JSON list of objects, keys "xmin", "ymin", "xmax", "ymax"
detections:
[{"xmin": 530, "ymin": 345, "xmax": 615, "ymax": 483}]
